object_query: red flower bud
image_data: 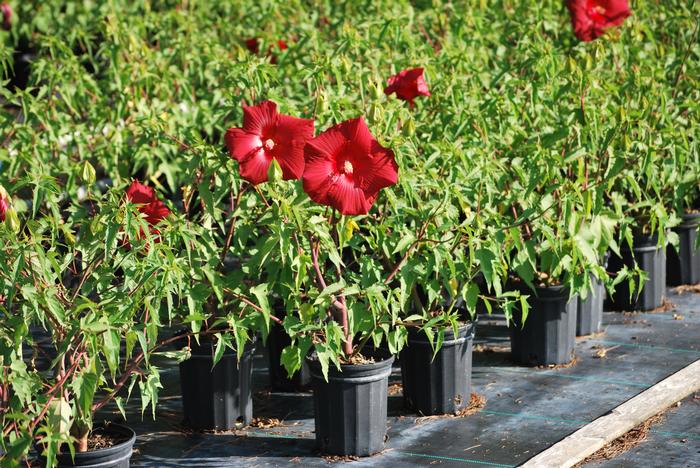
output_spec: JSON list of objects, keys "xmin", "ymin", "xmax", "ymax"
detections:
[{"xmin": 0, "ymin": 190, "xmax": 8, "ymax": 222}]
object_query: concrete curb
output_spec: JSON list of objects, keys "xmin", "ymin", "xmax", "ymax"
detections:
[{"xmin": 521, "ymin": 358, "xmax": 700, "ymax": 468}]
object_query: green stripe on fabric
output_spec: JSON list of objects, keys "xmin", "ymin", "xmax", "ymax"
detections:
[{"xmin": 396, "ymin": 451, "xmax": 515, "ymax": 467}]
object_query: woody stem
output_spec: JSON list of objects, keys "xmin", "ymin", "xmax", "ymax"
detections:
[{"xmin": 332, "ymin": 210, "xmax": 352, "ymax": 357}]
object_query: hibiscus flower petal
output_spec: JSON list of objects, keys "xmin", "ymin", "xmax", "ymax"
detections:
[
  {"xmin": 302, "ymin": 143, "xmax": 337, "ymax": 205},
  {"xmin": 361, "ymin": 144, "xmax": 399, "ymax": 196},
  {"xmin": 384, "ymin": 68, "xmax": 430, "ymax": 105},
  {"xmin": 142, "ymin": 200, "xmax": 171, "ymax": 225},
  {"xmin": 126, "ymin": 180, "xmax": 155, "ymax": 205},
  {"xmin": 242, "ymin": 100, "xmax": 278, "ymax": 134},
  {"xmin": 326, "ymin": 176, "xmax": 372, "ymax": 215},
  {"xmin": 602, "ymin": 0, "xmax": 631, "ymax": 26},
  {"xmin": 238, "ymin": 148, "xmax": 272, "ymax": 185},
  {"xmin": 125, "ymin": 180, "xmax": 170, "ymax": 226},
  {"xmin": 305, "ymin": 123, "xmax": 347, "ymax": 161},
  {"xmin": 225, "ymin": 128, "xmax": 262, "ymax": 162},
  {"xmin": 384, "ymin": 75, "xmax": 399, "ymax": 95},
  {"xmin": 339, "ymin": 117, "xmax": 373, "ymax": 154},
  {"xmin": 272, "ymin": 114, "xmax": 315, "ymax": 180}
]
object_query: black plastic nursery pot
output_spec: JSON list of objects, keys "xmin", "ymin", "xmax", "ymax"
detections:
[
  {"xmin": 179, "ymin": 338, "xmax": 255, "ymax": 430},
  {"xmin": 308, "ymin": 353, "xmax": 395, "ymax": 457},
  {"xmin": 576, "ymin": 278, "xmax": 605, "ymax": 336},
  {"xmin": 667, "ymin": 213, "xmax": 700, "ymax": 286},
  {"xmin": 54, "ymin": 424, "xmax": 136, "ymax": 468},
  {"xmin": 267, "ymin": 324, "xmax": 311, "ymax": 391},
  {"xmin": 509, "ymin": 284, "xmax": 577, "ymax": 366},
  {"xmin": 609, "ymin": 234, "xmax": 666, "ymax": 311},
  {"xmin": 400, "ymin": 323, "xmax": 474, "ymax": 415}
]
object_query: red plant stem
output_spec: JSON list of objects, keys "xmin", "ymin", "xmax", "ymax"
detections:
[
  {"xmin": 219, "ymin": 185, "xmax": 247, "ymax": 267},
  {"xmin": 385, "ymin": 206, "xmax": 439, "ymax": 284},
  {"xmin": 92, "ymin": 327, "xmax": 238, "ymax": 412},
  {"xmin": 310, "ymin": 231, "xmax": 351, "ymax": 355},
  {"xmin": 672, "ymin": 13, "xmax": 699, "ymax": 99},
  {"xmin": 253, "ymin": 185, "xmax": 271, "ymax": 208},
  {"xmin": 224, "ymin": 289, "xmax": 283, "ymax": 325},
  {"xmin": 338, "ymin": 295, "xmax": 352, "ymax": 356},
  {"xmin": 310, "ymin": 239, "xmax": 327, "ymax": 289},
  {"xmin": 28, "ymin": 349, "xmax": 85, "ymax": 434}
]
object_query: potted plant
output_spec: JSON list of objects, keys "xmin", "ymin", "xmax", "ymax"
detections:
[
  {"xmin": 229, "ymin": 103, "xmax": 407, "ymax": 456},
  {"xmin": 0, "ymin": 177, "xmax": 189, "ymax": 467},
  {"xmin": 381, "ymin": 134, "xmax": 515, "ymax": 416},
  {"xmin": 170, "ymin": 114, "xmax": 283, "ymax": 430},
  {"xmin": 607, "ymin": 205, "xmax": 672, "ymax": 311},
  {"xmin": 666, "ymin": 154, "xmax": 700, "ymax": 286}
]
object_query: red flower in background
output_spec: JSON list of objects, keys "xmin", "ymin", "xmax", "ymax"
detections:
[
  {"xmin": 567, "ymin": 0, "xmax": 631, "ymax": 42},
  {"xmin": 125, "ymin": 180, "xmax": 170, "ymax": 227},
  {"xmin": 245, "ymin": 38, "xmax": 260, "ymax": 54},
  {"xmin": 244, "ymin": 38, "xmax": 288, "ymax": 62},
  {"xmin": 225, "ymin": 100, "xmax": 314, "ymax": 185},
  {"xmin": 1, "ymin": 3, "xmax": 11, "ymax": 31},
  {"xmin": 384, "ymin": 68, "xmax": 430, "ymax": 108},
  {"xmin": 302, "ymin": 117, "xmax": 398, "ymax": 215},
  {"xmin": 0, "ymin": 190, "xmax": 8, "ymax": 222}
]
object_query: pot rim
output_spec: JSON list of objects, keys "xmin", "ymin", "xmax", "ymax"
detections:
[
  {"xmin": 306, "ymin": 353, "xmax": 395, "ymax": 382},
  {"xmin": 407, "ymin": 322, "xmax": 475, "ymax": 344},
  {"xmin": 53, "ymin": 423, "xmax": 136, "ymax": 462}
]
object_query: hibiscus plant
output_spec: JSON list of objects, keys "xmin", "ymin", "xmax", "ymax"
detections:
[
  {"xmin": 224, "ymin": 99, "xmax": 406, "ymax": 377},
  {"xmin": 0, "ymin": 176, "xmax": 191, "ymax": 465}
]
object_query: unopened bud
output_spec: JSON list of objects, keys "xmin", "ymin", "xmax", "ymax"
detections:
[
  {"xmin": 5, "ymin": 207, "xmax": 20, "ymax": 233},
  {"xmin": 81, "ymin": 160, "xmax": 96, "ymax": 185}
]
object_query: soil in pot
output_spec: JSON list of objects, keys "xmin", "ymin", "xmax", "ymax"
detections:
[
  {"xmin": 54, "ymin": 423, "xmax": 136, "ymax": 468},
  {"xmin": 667, "ymin": 213, "xmax": 700, "ymax": 286},
  {"xmin": 308, "ymin": 352, "xmax": 394, "ymax": 457},
  {"xmin": 401, "ymin": 323, "xmax": 474, "ymax": 415},
  {"xmin": 577, "ymin": 278, "xmax": 605, "ymax": 336},
  {"xmin": 509, "ymin": 284, "xmax": 577, "ymax": 366},
  {"xmin": 179, "ymin": 338, "xmax": 255, "ymax": 430},
  {"xmin": 267, "ymin": 323, "xmax": 311, "ymax": 391},
  {"xmin": 609, "ymin": 233, "xmax": 666, "ymax": 311}
]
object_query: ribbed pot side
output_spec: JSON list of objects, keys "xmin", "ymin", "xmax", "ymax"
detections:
[
  {"xmin": 179, "ymin": 342, "xmax": 255, "ymax": 430},
  {"xmin": 308, "ymin": 355, "xmax": 394, "ymax": 457},
  {"xmin": 576, "ymin": 278, "xmax": 605, "ymax": 336},
  {"xmin": 609, "ymin": 234, "xmax": 666, "ymax": 311},
  {"xmin": 667, "ymin": 214, "xmax": 700, "ymax": 286},
  {"xmin": 509, "ymin": 285, "xmax": 577, "ymax": 366},
  {"xmin": 401, "ymin": 323, "xmax": 474, "ymax": 415}
]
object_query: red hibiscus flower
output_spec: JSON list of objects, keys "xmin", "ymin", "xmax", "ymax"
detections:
[
  {"xmin": 302, "ymin": 117, "xmax": 398, "ymax": 215},
  {"xmin": 1, "ymin": 3, "xmax": 11, "ymax": 31},
  {"xmin": 125, "ymin": 180, "xmax": 170, "ymax": 227},
  {"xmin": 567, "ymin": 0, "xmax": 631, "ymax": 42},
  {"xmin": 384, "ymin": 68, "xmax": 430, "ymax": 108},
  {"xmin": 225, "ymin": 100, "xmax": 314, "ymax": 185}
]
